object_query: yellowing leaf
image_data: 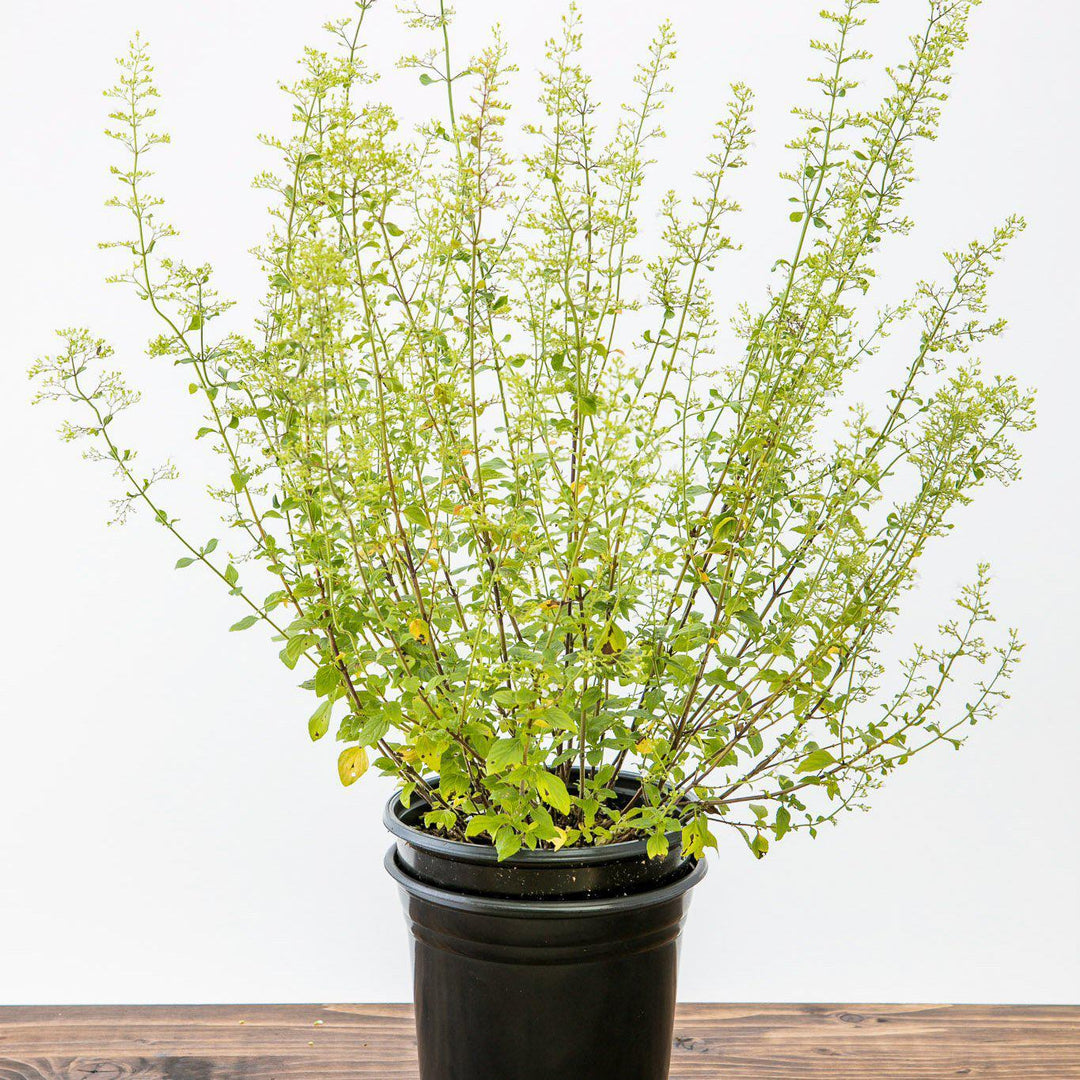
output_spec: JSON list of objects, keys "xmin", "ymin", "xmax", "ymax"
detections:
[
  {"xmin": 408, "ymin": 618, "xmax": 429, "ymax": 644},
  {"xmin": 646, "ymin": 831, "xmax": 669, "ymax": 860},
  {"xmin": 338, "ymin": 745, "xmax": 369, "ymax": 787},
  {"xmin": 308, "ymin": 700, "xmax": 332, "ymax": 742},
  {"xmin": 600, "ymin": 622, "xmax": 627, "ymax": 656}
]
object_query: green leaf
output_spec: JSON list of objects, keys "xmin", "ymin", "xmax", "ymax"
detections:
[
  {"xmin": 186, "ymin": 312, "xmax": 203, "ymax": 332},
  {"xmin": 175, "ymin": 556, "xmax": 196, "ymax": 569},
  {"xmin": 465, "ymin": 813, "xmax": 501, "ymax": 839},
  {"xmin": 315, "ymin": 663, "xmax": 340, "ymax": 697},
  {"xmin": 419, "ymin": 72, "xmax": 436, "ymax": 86},
  {"xmin": 734, "ymin": 607, "xmax": 763, "ymax": 635},
  {"xmin": 384, "ymin": 222, "xmax": 405, "ymax": 237},
  {"xmin": 308, "ymin": 699, "xmax": 332, "ymax": 741},
  {"xmin": 577, "ymin": 393, "xmax": 598, "ymax": 417},
  {"xmin": 494, "ymin": 827, "xmax": 522, "ymax": 861},
  {"xmin": 282, "ymin": 633, "xmax": 310, "ymax": 667},
  {"xmin": 357, "ymin": 713, "xmax": 391, "ymax": 747},
  {"xmin": 796, "ymin": 748, "xmax": 837, "ymax": 774},
  {"xmin": 229, "ymin": 614, "xmax": 259, "ymax": 632},
  {"xmin": 541, "ymin": 706, "xmax": 576, "ymax": 731},
  {"xmin": 423, "ymin": 808, "xmax": 457, "ymax": 832},
  {"xmin": 403, "ymin": 503, "xmax": 429, "ymax": 529},
  {"xmin": 486, "ymin": 737, "xmax": 524, "ymax": 773},
  {"xmin": 537, "ymin": 771, "xmax": 571, "ymax": 815}
]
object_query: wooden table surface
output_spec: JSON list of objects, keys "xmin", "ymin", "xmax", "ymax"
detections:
[{"xmin": 1, "ymin": 1003, "xmax": 1077, "ymax": 1078}]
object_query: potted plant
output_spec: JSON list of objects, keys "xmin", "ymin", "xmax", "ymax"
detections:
[{"xmin": 31, "ymin": 0, "xmax": 1033, "ymax": 1076}]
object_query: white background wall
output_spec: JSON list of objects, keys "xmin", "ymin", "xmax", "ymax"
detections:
[{"xmin": 1, "ymin": 0, "xmax": 1077, "ymax": 1004}]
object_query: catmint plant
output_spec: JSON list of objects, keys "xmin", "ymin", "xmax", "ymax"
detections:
[{"xmin": 32, "ymin": 0, "xmax": 1033, "ymax": 860}]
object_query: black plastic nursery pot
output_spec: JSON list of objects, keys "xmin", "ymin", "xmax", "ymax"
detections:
[{"xmin": 383, "ymin": 773, "xmax": 707, "ymax": 1080}]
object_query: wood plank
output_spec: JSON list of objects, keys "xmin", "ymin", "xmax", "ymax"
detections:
[{"xmin": 0, "ymin": 1003, "xmax": 1076, "ymax": 1078}]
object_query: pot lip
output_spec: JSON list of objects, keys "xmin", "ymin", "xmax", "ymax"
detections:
[
  {"xmin": 382, "ymin": 770, "xmax": 685, "ymax": 867},
  {"xmin": 384, "ymin": 844, "xmax": 707, "ymax": 918}
]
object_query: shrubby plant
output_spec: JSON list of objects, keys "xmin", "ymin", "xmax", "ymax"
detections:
[{"xmin": 32, "ymin": 0, "xmax": 1033, "ymax": 860}]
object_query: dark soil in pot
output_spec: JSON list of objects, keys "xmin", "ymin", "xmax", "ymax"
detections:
[
  {"xmin": 384, "ymin": 773, "xmax": 707, "ymax": 1080},
  {"xmin": 385, "ymin": 769, "xmax": 691, "ymax": 900}
]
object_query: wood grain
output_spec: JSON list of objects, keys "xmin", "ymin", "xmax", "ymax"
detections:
[{"xmin": 0, "ymin": 1003, "xmax": 1077, "ymax": 1078}]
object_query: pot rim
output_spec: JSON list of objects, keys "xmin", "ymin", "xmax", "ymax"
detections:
[
  {"xmin": 384, "ymin": 845, "xmax": 707, "ymax": 918},
  {"xmin": 383, "ymin": 769, "xmax": 685, "ymax": 867}
]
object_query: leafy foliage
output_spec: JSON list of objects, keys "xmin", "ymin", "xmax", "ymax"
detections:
[{"xmin": 31, "ymin": 0, "xmax": 1033, "ymax": 859}]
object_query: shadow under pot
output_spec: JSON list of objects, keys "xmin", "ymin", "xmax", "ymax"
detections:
[{"xmin": 383, "ymin": 772, "xmax": 707, "ymax": 1080}]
